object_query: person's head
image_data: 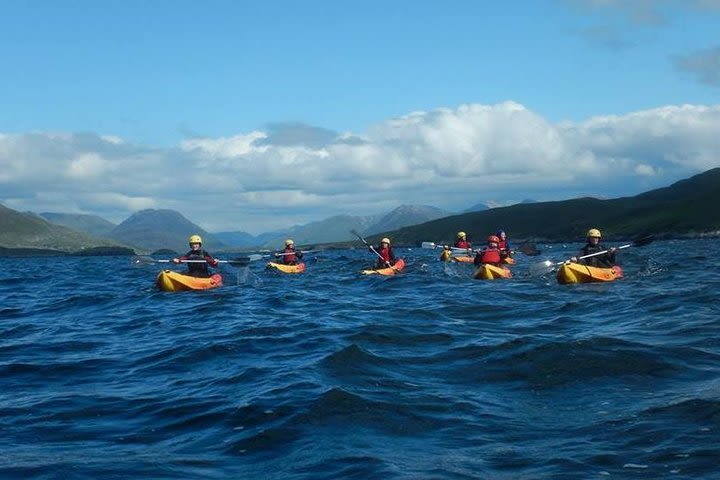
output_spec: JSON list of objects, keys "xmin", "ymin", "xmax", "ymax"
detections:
[
  {"xmin": 496, "ymin": 230, "xmax": 506, "ymax": 240},
  {"xmin": 488, "ymin": 235, "xmax": 500, "ymax": 248},
  {"xmin": 188, "ymin": 234, "xmax": 202, "ymax": 250},
  {"xmin": 457, "ymin": 231, "xmax": 466, "ymax": 239},
  {"xmin": 586, "ymin": 228, "xmax": 601, "ymax": 244},
  {"xmin": 381, "ymin": 237, "xmax": 391, "ymax": 247},
  {"xmin": 285, "ymin": 239, "xmax": 295, "ymax": 249}
]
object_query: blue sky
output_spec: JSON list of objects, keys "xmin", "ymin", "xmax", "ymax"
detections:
[{"xmin": 1, "ymin": 1, "xmax": 719, "ymax": 234}]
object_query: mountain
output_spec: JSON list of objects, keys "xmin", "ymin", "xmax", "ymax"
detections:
[
  {"xmin": 256, "ymin": 214, "xmax": 376, "ymax": 248},
  {"xmin": 463, "ymin": 201, "xmax": 496, "ymax": 213},
  {"xmin": 0, "ymin": 204, "xmax": 125, "ymax": 252},
  {"xmin": 369, "ymin": 167, "xmax": 720, "ymax": 246},
  {"xmin": 109, "ymin": 209, "xmax": 226, "ymax": 252},
  {"xmin": 39, "ymin": 212, "xmax": 116, "ymax": 237},
  {"xmin": 213, "ymin": 230, "xmax": 258, "ymax": 248},
  {"xmin": 366, "ymin": 205, "xmax": 451, "ymax": 234},
  {"xmin": 215, "ymin": 205, "xmax": 452, "ymax": 248}
]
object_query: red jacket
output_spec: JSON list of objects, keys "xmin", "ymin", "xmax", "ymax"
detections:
[
  {"xmin": 474, "ymin": 247, "xmax": 501, "ymax": 266},
  {"xmin": 454, "ymin": 239, "xmax": 471, "ymax": 249}
]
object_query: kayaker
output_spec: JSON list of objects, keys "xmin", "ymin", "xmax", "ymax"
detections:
[
  {"xmin": 571, "ymin": 228, "xmax": 617, "ymax": 267},
  {"xmin": 454, "ymin": 231, "xmax": 472, "ymax": 250},
  {"xmin": 279, "ymin": 239, "xmax": 304, "ymax": 265},
  {"xmin": 473, "ymin": 235, "xmax": 503, "ymax": 267},
  {"xmin": 373, "ymin": 237, "xmax": 396, "ymax": 268},
  {"xmin": 172, "ymin": 234, "xmax": 219, "ymax": 277},
  {"xmin": 496, "ymin": 229, "xmax": 512, "ymax": 260}
]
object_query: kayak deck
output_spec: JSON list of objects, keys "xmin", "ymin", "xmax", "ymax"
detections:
[
  {"xmin": 156, "ymin": 270, "xmax": 223, "ymax": 292},
  {"xmin": 361, "ymin": 258, "xmax": 406, "ymax": 276},
  {"xmin": 556, "ymin": 263, "xmax": 623, "ymax": 284},
  {"xmin": 472, "ymin": 263, "xmax": 512, "ymax": 280},
  {"xmin": 266, "ymin": 262, "xmax": 306, "ymax": 274}
]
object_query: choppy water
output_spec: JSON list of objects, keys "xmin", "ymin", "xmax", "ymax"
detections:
[{"xmin": 1, "ymin": 239, "xmax": 719, "ymax": 479}]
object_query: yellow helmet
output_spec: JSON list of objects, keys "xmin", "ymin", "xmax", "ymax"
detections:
[
  {"xmin": 381, "ymin": 237, "xmax": 391, "ymax": 245},
  {"xmin": 587, "ymin": 228, "xmax": 602, "ymax": 238},
  {"xmin": 285, "ymin": 239, "xmax": 294, "ymax": 246},
  {"xmin": 188, "ymin": 234, "xmax": 202, "ymax": 244},
  {"xmin": 457, "ymin": 231, "xmax": 466, "ymax": 238}
]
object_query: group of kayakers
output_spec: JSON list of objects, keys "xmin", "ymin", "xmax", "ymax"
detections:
[{"xmin": 172, "ymin": 227, "xmax": 619, "ymax": 278}]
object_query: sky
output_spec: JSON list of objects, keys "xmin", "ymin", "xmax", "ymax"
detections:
[{"xmin": 1, "ymin": 0, "xmax": 719, "ymax": 234}]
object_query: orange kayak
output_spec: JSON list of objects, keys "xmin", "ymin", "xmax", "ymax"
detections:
[
  {"xmin": 452, "ymin": 256, "xmax": 474, "ymax": 263},
  {"xmin": 503, "ymin": 257, "xmax": 515, "ymax": 265},
  {"xmin": 472, "ymin": 263, "xmax": 512, "ymax": 280},
  {"xmin": 156, "ymin": 270, "xmax": 223, "ymax": 292},
  {"xmin": 361, "ymin": 258, "xmax": 406, "ymax": 276},
  {"xmin": 556, "ymin": 263, "xmax": 623, "ymax": 284},
  {"xmin": 266, "ymin": 262, "xmax": 306, "ymax": 274}
]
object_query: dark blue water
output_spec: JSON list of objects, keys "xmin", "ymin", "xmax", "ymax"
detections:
[{"xmin": 1, "ymin": 239, "xmax": 719, "ymax": 479}]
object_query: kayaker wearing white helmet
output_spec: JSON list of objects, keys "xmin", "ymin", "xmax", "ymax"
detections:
[
  {"xmin": 373, "ymin": 237, "xmax": 396, "ymax": 268},
  {"xmin": 172, "ymin": 234, "xmax": 219, "ymax": 277},
  {"xmin": 571, "ymin": 228, "xmax": 618, "ymax": 268},
  {"xmin": 279, "ymin": 239, "xmax": 304, "ymax": 265}
]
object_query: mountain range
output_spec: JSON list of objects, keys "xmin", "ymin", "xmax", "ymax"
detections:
[
  {"xmin": 375, "ymin": 167, "xmax": 720, "ymax": 246},
  {"xmin": 2, "ymin": 167, "xmax": 718, "ymax": 254}
]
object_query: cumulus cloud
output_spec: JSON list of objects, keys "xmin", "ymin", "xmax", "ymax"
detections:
[{"xmin": 1, "ymin": 102, "xmax": 719, "ymax": 233}]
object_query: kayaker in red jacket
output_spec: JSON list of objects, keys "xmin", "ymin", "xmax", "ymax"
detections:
[
  {"xmin": 571, "ymin": 228, "xmax": 617, "ymax": 268},
  {"xmin": 172, "ymin": 234, "xmax": 219, "ymax": 277},
  {"xmin": 454, "ymin": 231, "xmax": 472, "ymax": 250},
  {"xmin": 279, "ymin": 239, "xmax": 304, "ymax": 265},
  {"xmin": 373, "ymin": 237, "xmax": 396, "ymax": 268},
  {"xmin": 473, "ymin": 235, "xmax": 503, "ymax": 266}
]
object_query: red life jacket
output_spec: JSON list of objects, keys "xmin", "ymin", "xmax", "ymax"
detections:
[
  {"xmin": 479, "ymin": 248, "xmax": 501, "ymax": 265},
  {"xmin": 282, "ymin": 247, "xmax": 298, "ymax": 265},
  {"xmin": 454, "ymin": 239, "xmax": 471, "ymax": 249},
  {"xmin": 497, "ymin": 240, "xmax": 508, "ymax": 251},
  {"xmin": 377, "ymin": 245, "xmax": 393, "ymax": 264}
]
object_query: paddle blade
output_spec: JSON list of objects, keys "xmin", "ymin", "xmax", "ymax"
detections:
[
  {"xmin": 421, "ymin": 242, "xmax": 437, "ymax": 249},
  {"xmin": 518, "ymin": 242, "xmax": 541, "ymax": 256},
  {"xmin": 131, "ymin": 255, "xmax": 157, "ymax": 265},
  {"xmin": 529, "ymin": 259, "xmax": 556, "ymax": 277},
  {"xmin": 228, "ymin": 254, "xmax": 264, "ymax": 266},
  {"xmin": 631, "ymin": 235, "xmax": 654, "ymax": 247}
]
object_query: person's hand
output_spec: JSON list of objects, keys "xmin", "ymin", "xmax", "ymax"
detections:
[
  {"xmin": 609, "ymin": 247, "xmax": 617, "ymax": 253},
  {"xmin": 570, "ymin": 257, "xmax": 577, "ymax": 263},
  {"xmin": 172, "ymin": 258, "xmax": 180, "ymax": 264}
]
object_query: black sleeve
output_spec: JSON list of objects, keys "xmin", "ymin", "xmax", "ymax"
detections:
[{"xmin": 296, "ymin": 250, "xmax": 304, "ymax": 259}]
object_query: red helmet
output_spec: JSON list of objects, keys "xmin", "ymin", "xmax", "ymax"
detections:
[{"xmin": 488, "ymin": 235, "xmax": 500, "ymax": 243}]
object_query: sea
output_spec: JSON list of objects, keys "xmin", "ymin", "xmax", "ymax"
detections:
[{"xmin": 1, "ymin": 239, "xmax": 719, "ymax": 479}]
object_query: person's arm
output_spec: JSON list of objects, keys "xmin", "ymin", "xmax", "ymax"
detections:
[{"xmin": 204, "ymin": 252, "xmax": 219, "ymax": 267}]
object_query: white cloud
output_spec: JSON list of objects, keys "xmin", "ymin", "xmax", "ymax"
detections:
[{"xmin": 1, "ymin": 102, "xmax": 719, "ymax": 233}]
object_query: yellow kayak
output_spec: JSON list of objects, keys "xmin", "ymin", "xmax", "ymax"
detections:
[
  {"xmin": 266, "ymin": 262, "xmax": 306, "ymax": 274},
  {"xmin": 156, "ymin": 270, "xmax": 223, "ymax": 292},
  {"xmin": 361, "ymin": 258, "xmax": 406, "ymax": 276},
  {"xmin": 556, "ymin": 263, "xmax": 623, "ymax": 284},
  {"xmin": 472, "ymin": 264, "xmax": 512, "ymax": 280}
]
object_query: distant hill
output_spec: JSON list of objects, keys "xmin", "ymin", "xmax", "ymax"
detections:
[
  {"xmin": 216, "ymin": 204, "xmax": 452, "ymax": 248},
  {"xmin": 463, "ymin": 201, "xmax": 495, "ymax": 213},
  {"xmin": 109, "ymin": 209, "xmax": 226, "ymax": 252},
  {"xmin": 0, "ymin": 204, "xmax": 125, "ymax": 252},
  {"xmin": 39, "ymin": 212, "xmax": 116, "ymax": 237},
  {"xmin": 366, "ymin": 205, "xmax": 451, "ymax": 235},
  {"xmin": 366, "ymin": 167, "xmax": 720, "ymax": 246}
]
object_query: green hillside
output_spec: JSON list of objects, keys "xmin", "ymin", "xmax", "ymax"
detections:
[
  {"xmin": 369, "ymin": 167, "xmax": 720, "ymax": 246},
  {"xmin": 0, "ymin": 204, "xmax": 126, "ymax": 252}
]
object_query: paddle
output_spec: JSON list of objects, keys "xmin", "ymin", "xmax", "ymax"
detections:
[
  {"xmin": 273, "ymin": 250, "xmax": 318, "ymax": 257},
  {"xmin": 131, "ymin": 255, "xmax": 262, "ymax": 267},
  {"xmin": 350, "ymin": 229, "xmax": 397, "ymax": 270},
  {"xmin": 529, "ymin": 235, "xmax": 654, "ymax": 276}
]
